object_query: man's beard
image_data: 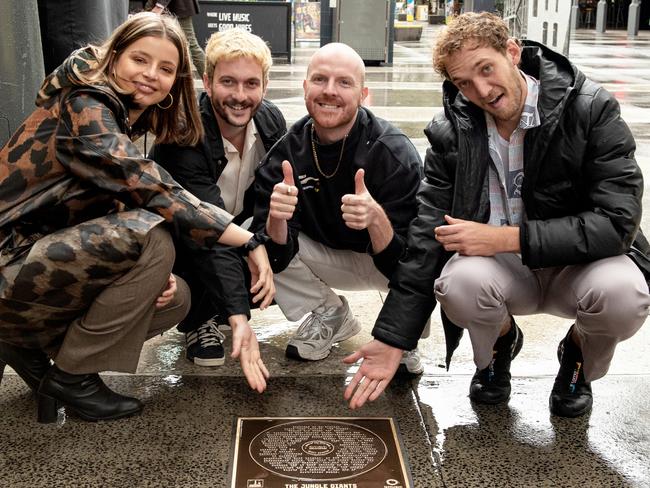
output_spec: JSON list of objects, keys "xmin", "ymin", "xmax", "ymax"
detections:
[{"xmin": 211, "ymin": 98, "xmax": 260, "ymax": 128}]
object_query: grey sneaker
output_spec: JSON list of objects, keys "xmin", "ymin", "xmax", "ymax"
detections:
[
  {"xmin": 286, "ymin": 296, "xmax": 361, "ymax": 361},
  {"xmin": 397, "ymin": 348, "xmax": 424, "ymax": 376}
]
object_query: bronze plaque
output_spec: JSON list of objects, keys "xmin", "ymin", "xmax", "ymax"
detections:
[{"xmin": 230, "ymin": 417, "xmax": 412, "ymax": 488}]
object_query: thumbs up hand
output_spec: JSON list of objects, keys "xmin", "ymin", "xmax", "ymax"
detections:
[
  {"xmin": 269, "ymin": 160, "xmax": 298, "ymax": 222},
  {"xmin": 267, "ymin": 160, "xmax": 298, "ymax": 244},
  {"xmin": 341, "ymin": 168, "xmax": 379, "ymax": 230}
]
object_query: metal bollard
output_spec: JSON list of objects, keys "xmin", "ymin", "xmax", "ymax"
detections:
[
  {"xmin": 628, "ymin": 0, "xmax": 641, "ymax": 39},
  {"xmin": 595, "ymin": 0, "xmax": 607, "ymax": 33}
]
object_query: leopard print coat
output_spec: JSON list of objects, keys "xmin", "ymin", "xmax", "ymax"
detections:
[{"xmin": 0, "ymin": 48, "xmax": 232, "ymax": 348}]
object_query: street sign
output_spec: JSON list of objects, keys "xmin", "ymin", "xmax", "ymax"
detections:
[{"xmin": 194, "ymin": 1, "xmax": 291, "ymax": 62}]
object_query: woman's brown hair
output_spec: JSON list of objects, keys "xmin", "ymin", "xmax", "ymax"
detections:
[{"xmin": 78, "ymin": 11, "xmax": 203, "ymax": 146}]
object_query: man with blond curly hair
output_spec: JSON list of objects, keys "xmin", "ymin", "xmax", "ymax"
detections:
[
  {"xmin": 150, "ymin": 29, "xmax": 286, "ymax": 368},
  {"xmin": 345, "ymin": 12, "xmax": 650, "ymax": 418}
]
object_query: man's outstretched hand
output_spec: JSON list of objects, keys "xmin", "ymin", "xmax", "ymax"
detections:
[
  {"xmin": 343, "ymin": 340, "xmax": 403, "ymax": 409},
  {"xmin": 230, "ymin": 316, "xmax": 270, "ymax": 393}
]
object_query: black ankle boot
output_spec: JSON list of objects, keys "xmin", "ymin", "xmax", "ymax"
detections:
[
  {"xmin": 470, "ymin": 319, "xmax": 524, "ymax": 404},
  {"xmin": 549, "ymin": 326, "xmax": 593, "ymax": 418},
  {"xmin": 37, "ymin": 365, "xmax": 143, "ymax": 423},
  {"xmin": 0, "ymin": 341, "xmax": 51, "ymax": 392}
]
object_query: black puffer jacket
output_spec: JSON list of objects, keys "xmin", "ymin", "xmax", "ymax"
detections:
[{"xmin": 372, "ymin": 40, "xmax": 650, "ymax": 363}]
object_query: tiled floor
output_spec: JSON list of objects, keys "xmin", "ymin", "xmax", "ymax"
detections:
[{"xmin": 1, "ymin": 24, "xmax": 649, "ymax": 488}]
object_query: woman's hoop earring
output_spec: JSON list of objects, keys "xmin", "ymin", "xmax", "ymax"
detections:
[{"xmin": 157, "ymin": 93, "xmax": 174, "ymax": 110}]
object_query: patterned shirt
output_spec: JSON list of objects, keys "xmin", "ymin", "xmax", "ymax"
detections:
[{"xmin": 485, "ymin": 72, "xmax": 540, "ymax": 226}]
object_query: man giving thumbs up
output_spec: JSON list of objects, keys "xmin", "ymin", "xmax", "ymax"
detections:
[{"xmin": 251, "ymin": 43, "xmax": 424, "ymax": 369}]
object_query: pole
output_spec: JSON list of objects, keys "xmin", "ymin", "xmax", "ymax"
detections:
[
  {"xmin": 571, "ymin": 0, "xmax": 580, "ymax": 31},
  {"xmin": 628, "ymin": 0, "xmax": 641, "ymax": 38},
  {"xmin": 595, "ymin": 0, "xmax": 607, "ymax": 33}
]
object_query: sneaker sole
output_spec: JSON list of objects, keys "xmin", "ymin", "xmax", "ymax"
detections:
[
  {"xmin": 286, "ymin": 316, "xmax": 362, "ymax": 361},
  {"xmin": 191, "ymin": 356, "xmax": 225, "ymax": 367},
  {"xmin": 285, "ymin": 343, "xmax": 332, "ymax": 362},
  {"xmin": 285, "ymin": 344, "xmax": 312, "ymax": 361}
]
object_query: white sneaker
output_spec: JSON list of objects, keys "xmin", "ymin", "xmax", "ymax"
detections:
[
  {"xmin": 398, "ymin": 348, "xmax": 424, "ymax": 375},
  {"xmin": 286, "ymin": 296, "xmax": 361, "ymax": 361}
]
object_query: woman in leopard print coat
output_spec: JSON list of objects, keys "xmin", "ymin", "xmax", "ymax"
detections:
[{"xmin": 0, "ymin": 12, "xmax": 273, "ymax": 422}]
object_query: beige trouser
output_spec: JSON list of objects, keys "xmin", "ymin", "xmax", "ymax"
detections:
[
  {"xmin": 273, "ymin": 233, "xmax": 390, "ymax": 321},
  {"xmin": 54, "ymin": 226, "xmax": 190, "ymax": 374},
  {"xmin": 434, "ymin": 252, "xmax": 650, "ymax": 382},
  {"xmin": 274, "ymin": 233, "xmax": 430, "ymax": 339}
]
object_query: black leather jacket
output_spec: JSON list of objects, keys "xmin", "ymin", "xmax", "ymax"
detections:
[{"xmin": 372, "ymin": 40, "xmax": 650, "ymax": 364}]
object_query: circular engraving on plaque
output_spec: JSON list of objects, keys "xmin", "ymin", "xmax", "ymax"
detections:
[
  {"xmin": 301, "ymin": 440, "xmax": 335, "ymax": 456},
  {"xmin": 249, "ymin": 420, "xmax": 388, "ymax": 481}
]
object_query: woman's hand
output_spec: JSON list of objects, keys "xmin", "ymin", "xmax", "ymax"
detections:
[{"xmin": 156, "ymin": 274, "xmax": 177, "ymax": 308}]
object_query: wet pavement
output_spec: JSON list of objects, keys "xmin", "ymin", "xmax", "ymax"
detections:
[{"xmin": 2, "ymin": 24, "xmax": 650, "ymax": 488}]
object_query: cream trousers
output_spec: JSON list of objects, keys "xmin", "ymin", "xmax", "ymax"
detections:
[{"xmin": 434, "ymin": 252, "xmax": 650, "ymax": 381}]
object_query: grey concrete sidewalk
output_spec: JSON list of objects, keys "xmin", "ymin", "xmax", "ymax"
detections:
[
  {"xmin": 2, "ymin": 24, "xmax": 650, "ymax": 488},
  {"xmin": 2, "ymin": 301, "xmax": 648, "ymax": 487}
]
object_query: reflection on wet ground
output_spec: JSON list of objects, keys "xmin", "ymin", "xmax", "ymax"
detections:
[{"xmin": 417, "ymin": 376, "xmax": 650, "ymax": 487}]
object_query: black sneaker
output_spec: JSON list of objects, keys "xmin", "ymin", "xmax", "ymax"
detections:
[
  {"xmin": 186, "ymin": 319, "xmax": 226, "ymax": 367},
  {"xmin": 469, "ymin": 319, "xmax": 524, "ymax": 404},
  {"xmin": 549, "ymin": 326, "xmax": 593, "ymax": 418}
]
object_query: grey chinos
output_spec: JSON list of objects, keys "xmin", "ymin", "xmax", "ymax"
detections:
[
  {"xmin": 273, "ymin": 233, "xmax": 431, "ymax": 338},
  {"xmin": 434, "ymin": 252, "xmax": 650, "ymax": 382}
]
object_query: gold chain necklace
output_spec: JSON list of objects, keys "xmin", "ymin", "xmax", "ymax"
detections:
[{"xmin": 310, "ymin": 123, "xmax": 348, "ymax": 179}]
